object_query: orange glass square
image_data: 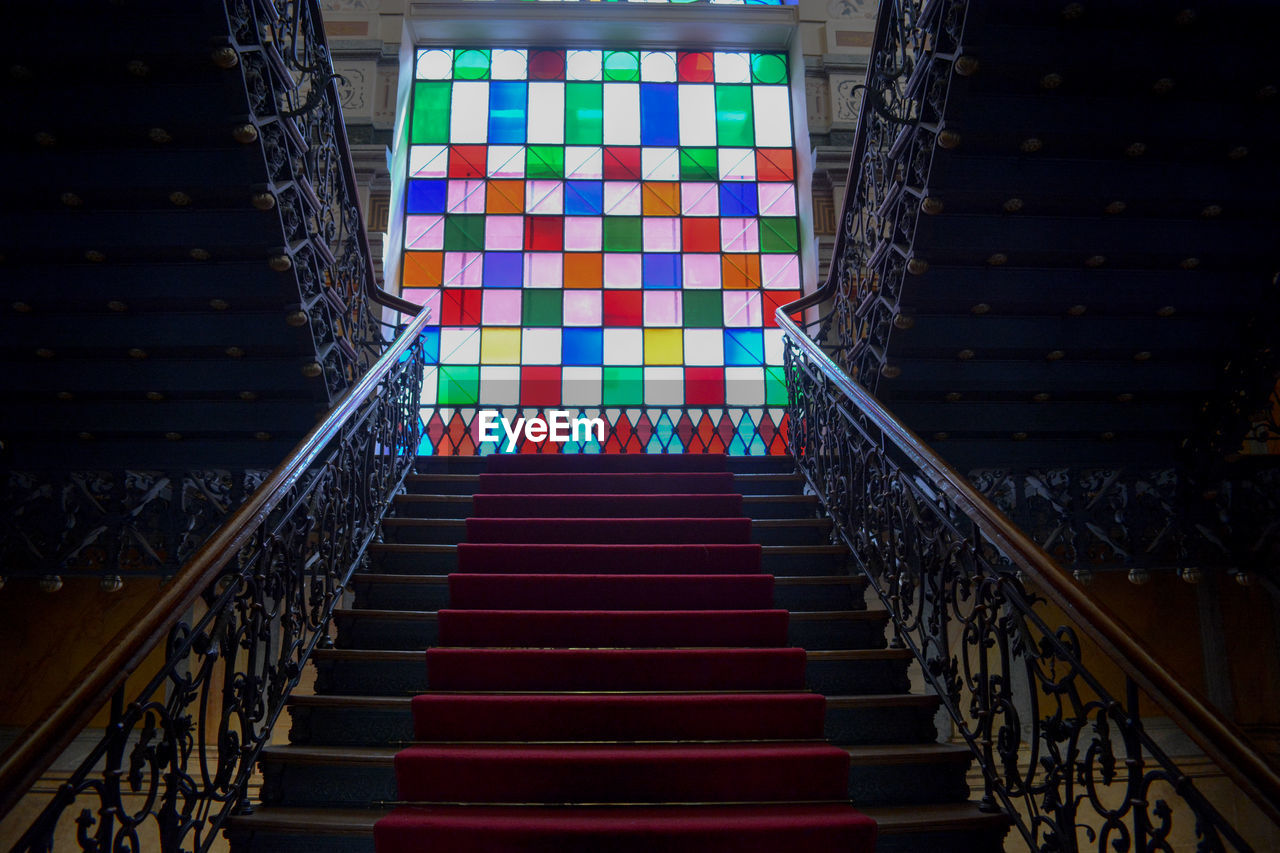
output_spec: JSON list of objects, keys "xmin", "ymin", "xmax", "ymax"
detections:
[
  {"xmin": 564, "ymin": 253, "xmax": 603, "ymax": 288},
  {"xmin": 721, "ymin": 254, "xmax": 762, "ymax": 289},
  {"xmin": 641, "ymin": 182, "xmax": 680, "ymax": 216},
  {"xmin": 402, "ymin": 251, "xmax": 443, "ymax": 287},
  {"xmin": 486, "ymin": 180, "xmax": 525, "ymax": 214}
]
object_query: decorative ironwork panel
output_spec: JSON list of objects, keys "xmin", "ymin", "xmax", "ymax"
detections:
[
  {"xmin": 782, "ymin": 330, "xmax": 1257, "ymax": 853},
  {"xmin": 7, "ymin": 328, "xmax": 427, "ymax": 853}
]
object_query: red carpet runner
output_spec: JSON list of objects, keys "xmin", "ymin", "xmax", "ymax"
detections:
[{"xmin": 374, "ymin": 453, "xmax": 877, "ymax": 852}]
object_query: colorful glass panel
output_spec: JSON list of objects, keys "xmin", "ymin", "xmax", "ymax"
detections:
[{"xmin": 404, "ymin": 47, "xmax": 802, "ymax": 454}]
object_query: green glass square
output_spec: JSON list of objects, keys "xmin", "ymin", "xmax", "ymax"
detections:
[
  {"xmin": 759, "ymin": 217, "xmax": 799, "ymax": 253},
  {"xmin": 453, "ymin": 49, "xmax": 491, "ymax": 80},
  {"xmin": 715, "ymin": 85, "xmax": 754, "ymax": 147},
  {"xmin": 679, "ymin": 148, "xmax": 718, "ymax": 180},
  {"xmin": 750, "ymin": 53, "xmax": 788, "ymax": 85},
  {"xmin": 411, "ymin": 82, "xmax": 450, "ymax": 145},
  {"xmin": 438, "ymin": 365, "xmax": 480, "ymax": 405},
  {"xmin": 526, "ymin": 145, "xmax": 565, "ymax": 179},
  {"xmin": 565, "ymin": 83, "xmax": 603, "ymax": 146},
  {"xmin": 602, "ymin": 366, "xmax": 644, "ymax": 405},
  {"xmin": 683, "ymin": 291, "xmax": 723, "ymax": 328},
  {"xmin": 602, "ymin": 217, "xmax": 642, "ymax": 252},
  {"xmin": 443, "ymin": 215, "xmax": 485, "ymax": 252},
  {"xmin": 602, "ymin": 51, "xmax": 640, "ymax": 82},
  {"xmin": 522, "ymin": 290, "xmax": 562, "ymax": 327},
  {"xmin": 765, "ymin": 366, "xmax": 788, "ymax": 406}
]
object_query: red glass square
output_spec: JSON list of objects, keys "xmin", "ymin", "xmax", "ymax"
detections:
[
  {"xmin": 439, "ymin": 289, "xmax": 482, "ymax": 326},
  {"xmin": 755, "ymin": 149, "xmax": 794, "ymax": 182},
  {"xmin": 528, "ymin": 49, "xmax": 566, "ymax": 80},
  {"xmin": 449, "ymin": 146, "xmax": 488, "ymax": 179},
  {"xmin": 603, "ymin": 147, "xmax": 642, "ymax": 180},
  {"xmin": 524, "ymin": 216, "xmax": 564, "ymax": 251},
  {"xmin": 520, "ymin": 366, "xmax": 561, "ymax": 406},
  {"xmin": 681, "ymin": 219, "xmax": 720, "ymax": 253},
  {"xmin": 685, "ymin": 367, "xmax": 725, "ymax": 405},
  {"xmin": 677, "ymin": 52, "xmax": 715, "ymax": 83},
  {"xmin": 602, "ymin": 291, "xmax": 643, "ymax": 326},
  {"xmin": 762, "ymin": 290, "xmax": 803, "ymax": 328}
]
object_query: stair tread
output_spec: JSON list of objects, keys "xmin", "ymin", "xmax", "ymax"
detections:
[
  {"xmin": 226, "ymin": 801, "xmax": 1009, "ymax": 834},
  {"xmin": 314, "ymin": 647, "xmax": 905, "ymax": 661},
  {"xmin": 842, "ymin": 743, "xmax": 973, "ymax": 764},
  {"xmin": 289, "ymin": 692, "xmax": 935, "ymax": 710}
]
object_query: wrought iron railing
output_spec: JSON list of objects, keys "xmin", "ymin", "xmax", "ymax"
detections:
[
  {"xmin": 779, "ymin": 0, "xmax": 1280, "ymax": 848},
  {"xmin": 0, "ymin": 308, "xmax": 432, "ymax": 852},
  {"xmin": 230, "ymin": 0, "xmax": 419, "ymax": 382}
]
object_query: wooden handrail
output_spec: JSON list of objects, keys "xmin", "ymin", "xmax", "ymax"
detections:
[
  {"xmin": 0, "ymin": 306, "xmax": 435, "ymax": 822},
  {"xmin": 774, "ymin": 296, "xmax": 1280, "ymax": 824}
]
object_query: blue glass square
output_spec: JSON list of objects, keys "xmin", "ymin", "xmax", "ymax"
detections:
[
  {"xmin": 483, "ymin": 252, "xmax": 524, "ymax": 287},
  {"xmin": 488, "ymin": 81, "xmax": 528, "ymax": 145},
  {"xmin": 639, "ymin": 84, "xmax": 679, "ymax": 147},
  {"xmin": 407, "ymin": 180, "xmax": 446, "ymax": 214},
  {"xmin": 724, "ymin": 329, "xmax": 764, "ymax": 366},
  {"xmin": 565, "ymin": 181, "xmax": 604, "ymax": 215},
  {"xmin": 719, "ymin": 183, "xmax": 758, "ymax": 217},
  {"xmin": 422, "ymin": 328, "xmax": 440, "ymax": 363},
  {"xmin": 562, "ymin": 327, "xmax": 604, "ymax": 365},
  {"xmin": 642, "ymin": 254, "xmax": 682, "ymax": 289}
]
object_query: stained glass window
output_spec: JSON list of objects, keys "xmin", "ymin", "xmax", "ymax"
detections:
[{"xmin": 401, "ymin": 47, "xmax": 803, "ymax": 454}]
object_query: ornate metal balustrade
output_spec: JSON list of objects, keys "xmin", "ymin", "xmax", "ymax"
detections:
[
  {"xmin": 778, "ymin": 0, "xmax": 1280, "ymax": 847},
  {"xmin": 230, "ymin": 0, "xmax": 418, "ymax": 383},
  {"xmin": 780, "ymin": 327, "xmax": 1280, "ymax": 851},
  {"xmin": 0, "ymin": 311, "xmax": 431, "ymax": 852}
]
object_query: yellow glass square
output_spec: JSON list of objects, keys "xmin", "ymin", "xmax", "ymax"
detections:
[
  {"xmin": 643, "ymin": 328, "xmax": 683, "ymax": 365},
  {"xmin": 481, "ymin": 327, "xmax": 522, "ymax": 364}
]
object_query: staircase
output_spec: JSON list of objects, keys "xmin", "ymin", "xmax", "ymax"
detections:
[
  {"xmin": 1, "ymin": 0, "xmax": 387, "ymax": 471},
  {"xmin": 225, "ymin": 452, "xmax": 1011, "ymax": 852},
  {"xmin": 858, "ymin": 0, "xmax": 1280, "ymax": 475}
]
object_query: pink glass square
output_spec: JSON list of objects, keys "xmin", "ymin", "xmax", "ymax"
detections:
[
  {"xmin": 758, "ymin": 184, "xmax": 796, "ymax": 216},
  {"xmin": 525, "ymin": 180, "xmax": 564, "ymax": 215},
  {"xmin": 761, "ymin": 254, "xmax": 801, "ymax": 289},
  {"xmin": 603, "ymin": 181, "xmax": 642, "ymax": 216},
  {"xmin": 447, "ymin": 179, "xmax": 486, "ymax": 213},
  {"xmin": 524, "ymin": 252, "xmax": 564, "ymax": 288},
  {"xmin": 405, "ymin": 215, "xmax": 444, "ymax": 250},
  {"xmin": 402, "ymin": 288, "xmax": 442, "ymax": 324},
  {"xmin": 680, "ymin": 182, "xmax": 719, "ymax": 216},
  {"xmin": 643, "ymin": 218, "xmax": 681, "ymax": 252},
  {"xmin": 485, "ymin": 216, "xmax": 525, "ymax": 251},
  {"xmin": 482, "ymin": 289, "xmax": 522, "ymax": 325},
  {"xmin": 643, "ymin": 291, "xmax": 682, "ymax": 326},
  {"xmin": 564, "ymin": 217, "xmax": 603, "ymax": 251},
  {"xmin": 722, "ymin": 291, "xmax": 762, "ymax": 327},
  {"xmin": 563, "ymin": 290, "xmax": 603, "ymax": 326},
  {"xmin": 444, "ymin": 252, "xmax": 484, "ymax": 287},
  {"xmin": 720, "ymin": 218, "xmax": 759, "ymax": 253},
  {"xmin": 604, "ymin": 253, "xmax": 643, "ymax": 288},
  {"xmin": 682, "ymin": 254, "xmax": 721, "ymax": 289}
]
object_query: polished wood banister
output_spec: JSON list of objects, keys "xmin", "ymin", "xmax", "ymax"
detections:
[
  {"xmin": 0, "ymin": 305, "xmax": 436, "ymax": 822},
  {"xmin": 775, "ymin": 297, "xmax": 1280, "ymax": 825}
]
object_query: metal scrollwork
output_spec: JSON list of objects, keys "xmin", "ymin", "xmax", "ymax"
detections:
[
  {"xmin": 7, "ymin": 325, "xmax": 427, "ymax": 853},
  {"xmin": 782, "ymin": 333, "xmax": 1259, "ymax": 852},
  {"xmin": 226, "ymin": 0, "xmax": 388, "ymax": 384},
  {"xmin": 813, "ymin": 0, "xmax": 967, "ymax": 390}
]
